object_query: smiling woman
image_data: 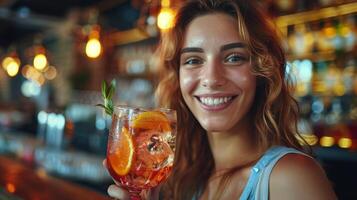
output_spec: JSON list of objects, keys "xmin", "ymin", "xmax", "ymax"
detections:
[
  {"xmin": 106, "ymin": 0, "xmax": 338, "ymax": 200},
  {"xmin": 179, "ymin": 13, "xmax": 256, "ymax": 133}
]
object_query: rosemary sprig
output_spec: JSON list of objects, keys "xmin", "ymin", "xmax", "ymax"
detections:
[{"xmin": 96, "ymin": 79, "xmax": 116, "ymax": 115}]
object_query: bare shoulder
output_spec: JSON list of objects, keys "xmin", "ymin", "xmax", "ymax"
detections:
[{"xmin": 269, "ymin": 153, "xmax": 337, "ymax": 200}]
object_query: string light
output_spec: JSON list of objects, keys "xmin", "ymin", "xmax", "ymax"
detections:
[
  {"xmin": 320, "ymin": 136, "xmax": 335, "ymax": 147},
  {"xmin": 301, "ymin": 134, "xmax": 318, "ymax": 146},
  {"xmin": 338, "ymin": 137, "xmax": 352, "ymax": 149}
]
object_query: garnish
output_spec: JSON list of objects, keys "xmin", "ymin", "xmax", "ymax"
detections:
[
  {"xmin": 108, "ymin": 127, "xmax": 135, "ymax": 176},
  {"xmin": 132, "ymin": 111, "xmax": 171, "ymax": 132},
  {"xmin": 96, "ymin": 79, "xmax": 116, "ymax": 115}
]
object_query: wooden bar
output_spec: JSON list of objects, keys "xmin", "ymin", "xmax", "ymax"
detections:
[{"xmin": 0, "ymin": 156, "xmax": 111, "ymax": 200}]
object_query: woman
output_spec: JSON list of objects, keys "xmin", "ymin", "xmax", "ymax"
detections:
[{"xmin": 107, "ymin": 0, "xmax": 337, "ymax": 199}]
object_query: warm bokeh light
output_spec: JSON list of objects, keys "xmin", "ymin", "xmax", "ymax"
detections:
[
  {"xmin": 6, "ymin": 183, "xmax": 16, "ymax": 193},
  {"xmin": 161, "ymin": 0, "xmax": 170, "ymax": 7},
  {"xmin": 324, "ymin": 26, "xmax": 336, "ymax": 38},
  {"xmin": 6, "ymin": 61, "xmax": 20, "ymax": 77},
  {"xmin": 21, "ymin": 64, "xmax": 32, "ymax": 78},
  {"xmin": 338, "ymin": 137, "xmax": 352, "ymax": 149},
  {"xmin": 341, "ymin": 25, "xmax": 350, "ymax": 36},
  {"xmin": 35, "ymin": 72, "xmax": 46, "ymax": 86},
  {"xmin": 2, "ymin": 57, "xmax": 14, "ymax": 70},
  {"xmin": 44, "ymin": 66, "xmax": 57, "ymax": 80},
  {"xmin": 85, "ymin": 38, "xmax": 101, "ymax": 58},
  {"xmin": 36, "ymin": 168, "xmax": 48, "ymax": 178},
  {"xmin": 33, "ymin": 53, "xmax": 48, "ymax": 71},
  {"xmin": 302, "ymin": 134, "xmax": 318, "ymax": 146},
  {"xmin": 333, "ymin": 84, "xmax": 345, "ymax": 96},
  {"xmin": 157, "ymin": 7, "xmax": 175, "ymax": 30},
  {"xmin": 29, "ymin": 66, "xmax": 39, "ymax": 80},
  {"xmin": 2, "ymin": 56, "xmax": 20, "ymax": 77},
  {"xmin": 320, "ymin": 136, "xmax": 335, "ymax": 147}
]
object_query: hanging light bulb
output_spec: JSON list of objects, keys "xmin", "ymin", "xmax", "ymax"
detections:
[
  {"xmin": 85, "ymin": 26, "xmax": 102, "ymax": 58},
  {"xmin": 157, "ymin": 0, "xmax": 175, "ymax": 31},
  {"xmin": 85, "ymin": 38, "xmax": 101, "ymax": 58},
  {"xmin": 157, "ymin": 7, "xmax": 175, "ymax": 30}
]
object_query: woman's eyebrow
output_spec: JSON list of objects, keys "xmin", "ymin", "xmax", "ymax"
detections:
[
  {"xmin": 180, "ymin": 47, "xmax": 204, "ymax": 54},
  {"xmin": 180, "ymin": 42, "xmax": 246, "ymax": 54},
  {"xmin": 220, "ymin": 42, "xmax": 247, "ymax": 51}
]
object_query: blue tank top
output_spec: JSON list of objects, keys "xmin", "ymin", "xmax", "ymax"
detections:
[
  {"xmin": 240, "ymin": 146, "xmax": 308, "ymax": 200},
  {"xmin": 192, "ymin": 146, "xmax": 309, "ymax": 200}
]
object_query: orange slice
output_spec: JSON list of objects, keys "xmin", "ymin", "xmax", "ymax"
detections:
[
  {"xmin": 132, "ymin": 111, "xmax": 171, "ymax": 132},
  {"xmin": 109, "ymin": 127, "xmax": 134, "ymax": 176}
]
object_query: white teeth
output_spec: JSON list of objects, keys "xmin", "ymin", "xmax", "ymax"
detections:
[{"xmin": 199, "ymin": 96, "xmax": 233, "ymax": 106}]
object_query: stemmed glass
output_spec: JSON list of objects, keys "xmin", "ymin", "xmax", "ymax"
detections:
[{"xmin": 106, "ymin": 106, "xmax": 176, "ymax": 200}]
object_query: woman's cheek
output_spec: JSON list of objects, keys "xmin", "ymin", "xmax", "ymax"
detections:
[{"xmin": 179, "ymin": 70, "xmax": 198, "ymax": 94}]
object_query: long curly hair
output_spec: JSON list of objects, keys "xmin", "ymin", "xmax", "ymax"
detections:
[{"xmin": 154, "ymin": 0, "xmax": 306, "ymax": 199}]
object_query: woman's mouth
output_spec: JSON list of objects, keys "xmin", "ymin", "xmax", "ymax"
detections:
[{"xmin": 195, "ymin": 95, "xmax": 237, "ymax": 111}]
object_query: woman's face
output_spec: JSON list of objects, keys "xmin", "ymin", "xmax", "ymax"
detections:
[{"xmin": 179, "ymin": 13, "xmax": 256, "ymax": 133}]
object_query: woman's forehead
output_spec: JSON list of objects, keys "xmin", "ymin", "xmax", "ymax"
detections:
[{"xmin": 181, "ymin": 13, "xmax": 246, "ymax": 49}]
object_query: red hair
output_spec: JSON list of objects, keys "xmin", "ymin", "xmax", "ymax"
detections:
[{"xmin": 155, "ymin": 0, "xmax": 307, "ymax": 199}]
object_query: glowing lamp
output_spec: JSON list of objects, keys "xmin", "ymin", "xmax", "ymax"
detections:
[
  {"xmin": 6, "ymin": 61, "xmax": 20, "ymax": 77},
  {"xmin": 338, "ymin": 137, "xmax": 352, "ymax": 149},
  {"xmin": 85, "ymin": 38, "xmax": 101, "ymax": 58},
  {"xmin": 157, "ymin": 7, "xmax": 175, "ymax": 30},
  {"xmin": 320, "ymin": 136, "xmax": 335, "ymax": 147},
  {"xmin": 33, "ymin": 53, "xmax": 48, "ymax": 71}
]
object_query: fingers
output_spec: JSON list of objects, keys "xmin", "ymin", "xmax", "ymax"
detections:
[
  {"xmin": 107, "ymin": 184, "xmax": 130, "ymax": 200},
  {"xmin": 102, "ymin": 159, "xmax": 107, "ymax": 168}
]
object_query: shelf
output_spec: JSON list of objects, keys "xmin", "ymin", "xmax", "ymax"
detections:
[
  {"xmin": 106, "ymin": 28, "xmax": 156, "ymax": 46},
  {"xmin": 276, "ymin": 2, "xmax": 357, "ymax": 35},
  {"xmin": 286, "ymin": 49, "xmax": 356, "ymax": 62},
  {"xmin": 115, "ymin": 73, "xmax": 156, "ymax": 80},
  {"xmin": 286, "ymin": 50, "xmax": 336, "ymax": 62}
]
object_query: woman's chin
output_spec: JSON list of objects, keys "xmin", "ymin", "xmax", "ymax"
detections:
[{"xmin": 200, "ymin": 122, "xmax": 230, "ymax": 133}]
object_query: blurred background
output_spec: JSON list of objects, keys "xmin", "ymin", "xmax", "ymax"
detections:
[{"xmin": 0, "ymin": 0, "xmax": 356, "ymax": 199}]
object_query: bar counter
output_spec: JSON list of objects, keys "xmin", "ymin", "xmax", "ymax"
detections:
[{"xmin": 0, "ymin": 155, "xmax": 111, "ymax": 200}]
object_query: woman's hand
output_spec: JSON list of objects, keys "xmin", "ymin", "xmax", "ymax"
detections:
[
  {"xmin": 103, "ymin": 159, "xmax": 131, "ymax": 199},
  {"xmin": 103, "ymin": 159, "xmax": 160, "ymax": 200},
  {"xmin": 107, "ymin": 184, "xmax": 131, "ymax": 199}
]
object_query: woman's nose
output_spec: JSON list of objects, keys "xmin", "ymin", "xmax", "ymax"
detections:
[{"xmin": 201, "ymin": 60, "xmax": 227, "ymax": 88}]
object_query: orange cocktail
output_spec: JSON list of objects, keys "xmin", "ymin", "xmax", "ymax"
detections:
[{"xmin": 106, "ymin": 106, "xmax": 176, "ymax": 199}]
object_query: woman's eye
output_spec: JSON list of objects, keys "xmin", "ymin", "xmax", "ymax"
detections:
[
  {"xmin": 224, "ymin": 54, "xmax": 248, "ymax": 65},
  {"xmin": 183, "ymin": 57, "xmax": 203, "ymax": 65}
]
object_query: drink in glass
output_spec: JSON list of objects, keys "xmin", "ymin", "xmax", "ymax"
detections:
[{"xmin": 106, "ymin": 106, "xmax": 176, "ymax": 199}]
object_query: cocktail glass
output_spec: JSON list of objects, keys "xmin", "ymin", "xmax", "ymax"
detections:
[{"xmin": 106, "ymin": 106, "xmax": 176, "ymax": 200}]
